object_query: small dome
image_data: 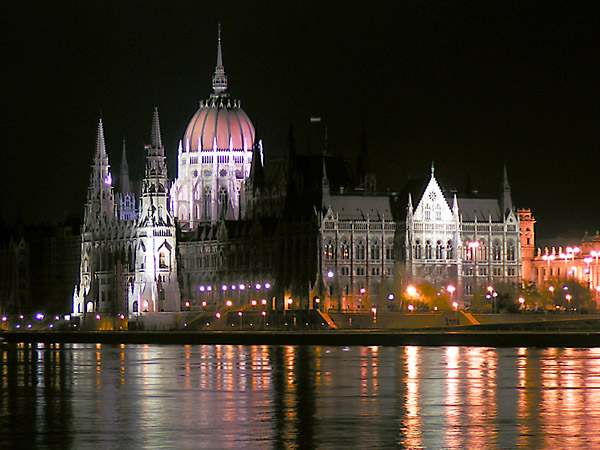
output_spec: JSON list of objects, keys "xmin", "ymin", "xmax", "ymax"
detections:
[{"xmin": 183, "ymin": 98, "xmax": 255, "ymax": 152}]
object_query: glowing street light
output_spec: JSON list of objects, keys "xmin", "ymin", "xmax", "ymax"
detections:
[
  {"xmin": 468, "ymin": 241, "xmax": 480, "ymax": 293},
  {"xmin": 566, "ymin": 293, "xmax": 572, "ymax": 313},
  {"xmin": 327, "ymin": 270, "xmax": 334, "ymax": 279},
  {"xmin": 408, "ymin": 304, "xmax": 414, "ymax": 312},
  {"xmin": 542, "ymin": 253, "xmax": 555, "ymax": 279},
  {"xmin": 406, "ymin": 285, "xmax": 417, "ymax": 297}
]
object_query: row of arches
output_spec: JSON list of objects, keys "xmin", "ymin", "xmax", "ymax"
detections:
[
  {"xmin": 412, "ymin": 239, "xmax": 517, "ymax": 261},
  {"xmin": 176, "ymin": 186, "xmax": 233, "ymax": 221},
  {"xmin": 323, "ymin": 238, "xmax": 394, "ymax": 262}
]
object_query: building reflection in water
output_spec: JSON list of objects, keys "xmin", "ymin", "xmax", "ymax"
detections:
[{"xmin": 2, "ymin": 343, "xmax": 600, "ymax": 449}]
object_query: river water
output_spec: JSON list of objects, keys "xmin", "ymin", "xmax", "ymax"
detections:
[{"xmin": 1, "ymin": 343, "xmax": 599, "ymax": 449}]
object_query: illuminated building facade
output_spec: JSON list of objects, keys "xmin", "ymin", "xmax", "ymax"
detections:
[
  {"xmin": 170, "ymin": 26, "xmax": 255, "ymax": 230},
  {"xmin": 398, "ymin": 165, "xmax": 522, "ymax": 307},
  {"xmin": 73, "ymin": 111, "xmax": 179, "ymax": 316},
  {"xmin": 529, "ymin": 231, "xmax": 600, "ymax": 303},
  {"xmin": 73, "ymin": 28, "xmax": 395, "ymax": 317}
]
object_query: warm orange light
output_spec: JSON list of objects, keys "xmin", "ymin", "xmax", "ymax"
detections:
[{"xmin": 226, "ymin": 300, "xmax": 233, "ymax": 307}]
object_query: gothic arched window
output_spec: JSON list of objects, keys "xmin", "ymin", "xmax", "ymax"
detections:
[
  {"xmin": 446, "ymin": 240, "xmax": 453, "ymax": 259},
  {"xmin": 371, "ymin": 240, "xmax": 380, "ymax": 260},
  {"xmin": 425, "ymin": 241, "xmax": 432, "ymax": 259},
  {"xmin": 159, "ymin": 252, "xmax": 167, "ymax": 268},
  {"xmin": 507, "ymin": 240, "xmax": 516, "ymax": 261},
  {"xmin": 385, "ymin": 239, "xmax": 394, "ymax": 260},
  {"xmin": 203, "ymin": 187, "xmax": 212, "ymax": 221},
  {"xmin": 324, "ymin": 239, "xmax": 334, "ymax": 261},
  {"xmin": 218, "ymin": 187, "xmax": 228, "ymax": 218},
  {"xmin": 436, "ymin": 241, "xmax": 443, "ymax": 259},
  {"xmin": 340, "ymin": 239, "xmax": 350, "ymax": 260},
  {"xmin": 356, "ymin": 240, "xmax": 366, "ymax": 260},
  {"xmin": 415, "ymin": 240, "xmax": 422, "ymax": 259},
  {"xmin": 493, "ymin": 240, "xmax": 502, "ymax": 261}
]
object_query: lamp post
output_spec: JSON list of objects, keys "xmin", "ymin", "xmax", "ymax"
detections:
[
  {"xmin": 591, "ymin": 251, "xmax": 599, "ymax": 288},
  {"xmin": 468, "ymin": 241, "xmax": 479, "ymax": 296},
  {"xmin": 542, "ymin": 253, "xmax": 555, "ymax": 281},
  {"xmin": 565, "ymin": 293, "xmax": 572, "ymax": 314},
  {"xmin": 447, "ymin": 284, "xmax": 456, "ymax": 310}
]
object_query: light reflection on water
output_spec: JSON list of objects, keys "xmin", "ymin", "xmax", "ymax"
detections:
[{"xmin": 1, "ymin": 343, "xmax": 600, "ymax": 449}]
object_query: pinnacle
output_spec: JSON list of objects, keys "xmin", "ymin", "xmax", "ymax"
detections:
[{"xmin": 150, "ymin": 107, "xmax": 163, "ymax": 149}]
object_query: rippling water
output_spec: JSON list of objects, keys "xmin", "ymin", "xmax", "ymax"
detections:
[{"xmin": 1, "ymin": 343, "xmax": 600, "ymax": 449}]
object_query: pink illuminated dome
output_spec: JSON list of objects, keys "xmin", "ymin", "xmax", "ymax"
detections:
[
  {"xmin": 183, "ymin": 99, "xmax": 254, "ymax": 152},
  {"xmin": 183, "ymin": 25, "xmax": 255, "ymax": 152}
]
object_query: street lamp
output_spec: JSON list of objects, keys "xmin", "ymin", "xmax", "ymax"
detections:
[
  {"xmin": 468, "ymin": 241, "xmax": 479, "ymax": 295},
  {"xmin": 542, "ymin": 253, "xmax": 555, "ymax": 280},
  {"xmin": 565, "ymin": 293, "xmax": 572, "ymax": 314},
  {"xmin": 447, "ymin": 284, "xmax": 456, "ymax": 308}
]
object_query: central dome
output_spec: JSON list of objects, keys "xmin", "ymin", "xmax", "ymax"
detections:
[{"xmin": 183, "ymin": 98, "xmax": 255, "ymax": 152}]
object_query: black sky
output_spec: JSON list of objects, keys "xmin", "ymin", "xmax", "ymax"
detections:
[{"xmin": 2, "ymin": 1, "xmax": 599, "ymax": 245}]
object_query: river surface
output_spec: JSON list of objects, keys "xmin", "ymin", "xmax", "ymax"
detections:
[{"xmin": 1, "ymin": 343, "xmax": 599, "ymax": 449}]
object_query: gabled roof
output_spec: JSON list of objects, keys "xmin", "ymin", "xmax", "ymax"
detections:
[
  {"xmin": 330, "ymin": 195, "xmax": 392, "ymax": 220},
  {"xmin": 457, "ymin": 198, "xmax": 502, "ymax": 221}
]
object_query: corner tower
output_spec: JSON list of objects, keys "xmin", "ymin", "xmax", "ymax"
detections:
[
  {"xmin": 171, "ymin": 25, "xmax": 256, "ymax": 229},
  {"xmin": 131, "ymin": 109, "xmax": 179, "ymax": 313}
]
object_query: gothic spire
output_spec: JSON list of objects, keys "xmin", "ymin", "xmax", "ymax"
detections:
[
  {"xmin": 249, "ymin": 140, "xmax": 265, "ymax": 188},
  {"xmin": 120, "ymin": 138, "xmax": 131, "ymax": 194},
  {"xmin": 212, "ymin": 23, "xmax": 228, "ymax": 96},
  {"xmin": 502, "ymin": 163, "xmax": 513, "ymax": 214},
  {"xmin": 150, "ymin": 107, "xmax": 163, "ymax": 150},
  {"xmin": 356, "ymin": 120, "xmax": 376, "ymax": 192},
  {"xmin": 96, "ymin": 118, "xmax": 107, "ymax": 161}
]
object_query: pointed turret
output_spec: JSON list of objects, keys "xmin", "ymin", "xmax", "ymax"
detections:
[
  {"xmin": 84, "ymin": 118, "xmax": 116, "ymax": 224},
  {"xmin": 502, "ymin": 164, "xmax": 513, "ymax": 215},
  {"xmin": 212, "ymin": 23, "xmax": 228, "ymax": 96},
  {"xmin": 321, "ymin": 155, "xmax": 331, "ymax": 209},
  {"xmin": 118, "ymin": 138, "xmax": 137, "ymax": 221},
  {"xmin": 96, "ymin": 119, "xmax": 108, "ymax": 161},
  {"xmin": 136, "ymin": 108, "xmax": 172, "ymax": 229},
  {"xmin": 150, "ymin": 107, "xmax": 163, "ymax": 151},
  {"xmin": 249, "ymin": 140, "xmax": 265, "ymax": 188},
  {"xmin": 356, "ymin": 120, "xmax": 376, "ymax": 192},
  {"xmin": 120, "ymin": 138, "xmax": 131, "ymax": 194}
]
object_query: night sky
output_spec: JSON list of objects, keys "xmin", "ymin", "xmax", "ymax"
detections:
[{"xmin": 2, "ymin": 1, "xmax": 599, "ymax": 246}]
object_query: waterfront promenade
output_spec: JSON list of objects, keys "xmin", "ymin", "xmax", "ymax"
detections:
[{"xmin": 2, "ymin": 328, "xmax": 599, "ymax": 347}]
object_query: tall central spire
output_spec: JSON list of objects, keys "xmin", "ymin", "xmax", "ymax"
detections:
[{"xmin": 212, "ymin": 23, "xmax": 228, "ymax": 96}]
